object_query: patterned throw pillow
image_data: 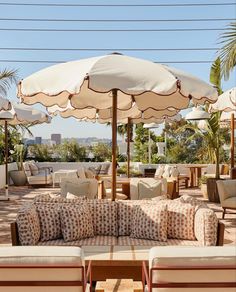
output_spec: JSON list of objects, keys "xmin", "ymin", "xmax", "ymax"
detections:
[
  {"xmin": 88, "ymin": 200, "xmax": 118, "ymax": 236},
  {"xmin": 166, "ymin": 201, "xmax": 195, "ymax": 240},
  {"xmin": 36, "ymin": 205, "xmax": 62, "ymax": 241},
  {"xmin": 60, "ymin": 205, "xmax": 94, "ymax": 242},
  {"xmin": 138, "ymin": 180, "xmax": 162, "ymax": 199},
  {"xmin": 16, "ymin": 204, "xmax": 40, "ymax": 245},
  {"xmin": 130, "ymin": 203, "xmax": 168, "ymax": 241}
]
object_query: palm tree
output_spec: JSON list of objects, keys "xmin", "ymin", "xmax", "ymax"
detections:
[
  {"xmin": 0, "ymin": 68, "xmax": 18, "ymax": 96},
  {"xmin": 217, "ymin": 22, "xmax": 236, "ymax": 80}
]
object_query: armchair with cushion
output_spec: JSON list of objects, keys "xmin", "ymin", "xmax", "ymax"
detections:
[
  {"xmin": 23, "ymin": 161, "xmax": 53, "ymax": 186},
  {"xmin": 216, "ymin": 179, "xmax": 236, "ymax": 218}
]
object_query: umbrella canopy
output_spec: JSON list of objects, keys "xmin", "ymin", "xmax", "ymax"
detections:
[
  {"xmin": 18, "ymin": 53, "xmax": 218, "ymax": 200},
  {"xmin": 0, "ymin": 103, "xmax": 51, "ymax": 200},
  {"xmin": 210, "ymin": 87, "xmax": 236, "ymax": 169},
  {"xmin": 0, "ymin": 96, "xmax": 11, "ymax": 111},
  {"xmin": 0, "ymin": 103, "xmax": 51, "ymax": 125}
]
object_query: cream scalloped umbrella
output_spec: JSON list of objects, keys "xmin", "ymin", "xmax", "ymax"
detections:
[
  {"xmin": 18, "ymin": 53, "xmax": 217, "ymax": 200},
  {"xmin": 210, "ymin": 87, "xmax": 236, "ymax": 169},
  {"xmin": 0, "ymin": 103, "xmax": 51, "ymax": 200},
  {"xmin": 0, "ymin": 96, "xmax": 11, "ymax": 111}
]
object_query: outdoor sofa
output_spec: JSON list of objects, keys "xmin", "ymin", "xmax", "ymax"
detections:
[
  {"xmin": 142, "ymin": 246, "xmax": 236, "ymax": 291},
  {"xmin": 11, "ymin": 194, "xmax": 224, "ymax": 247},
  {"xmin": 0, "ymin": 246, "xmax": 91, "ymax": 292}
]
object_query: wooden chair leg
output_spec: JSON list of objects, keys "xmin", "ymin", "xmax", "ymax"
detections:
[{"xmin": 222, "ymin": 208, "xmax": 226, "ymax": 219}]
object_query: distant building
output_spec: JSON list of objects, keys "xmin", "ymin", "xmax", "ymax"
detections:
[
  {"xmin": 51, "ymin": 134, "xmax": 61, "ymax": 145},
  {"xmin": 25, "ymin": 139, "xmax": 35, "ymax": 146},
  {"xmin": 35, "ymin": 137, "xmax": 42, "ymax": 145}
]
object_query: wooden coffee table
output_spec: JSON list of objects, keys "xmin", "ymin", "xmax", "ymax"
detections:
[{"xmin": 83, "ymin": 245, "xmax": 149, "ymax": 281}]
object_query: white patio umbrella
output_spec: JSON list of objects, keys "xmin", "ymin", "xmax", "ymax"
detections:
[
  {"xmin": 0, "ymin": 96, "xmax": 11, "ymax": 111},
  {"xmin": 18, "ymin": 53, "xmax": 217, "ymax": 200},
  {"xmin": 0, "ymin": 103, "xmax": 51, "ymax": 200},
  {"xmin": 210, "ymin": 87, "xmax": 236, "ymax": 169}
]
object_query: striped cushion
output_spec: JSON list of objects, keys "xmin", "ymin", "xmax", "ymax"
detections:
[{"xmin": 117, "ymin": 236, "xmax": 200, "ymax": 246}]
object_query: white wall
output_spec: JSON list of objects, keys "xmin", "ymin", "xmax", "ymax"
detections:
[{"xmin": 0, "ymin": 162, "xmax": 18, "ymax": 189}]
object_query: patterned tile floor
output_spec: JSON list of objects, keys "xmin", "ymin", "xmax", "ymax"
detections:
[{"xmin": 0, "ymin": 186, "xmax": 235, "ymax": 246}]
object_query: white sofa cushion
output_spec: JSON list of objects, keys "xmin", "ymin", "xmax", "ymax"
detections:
[
  {"xmin": 138, "ymin": 180, "xmax": 162, "ymax": 199},
  {"xmin": 130, "ymin": 203, "xmax": 168, "ymax": 241},
  {"xmin": 0, "ymin": 246, "xmax": 84, "ymax": 292},
  {"xmin": 130, "ymin": 177, "xmax": 167, "ymax": 200},
  {"xmin": 60, "ymin": 205, "xmax": 94, "ymax": 242},
  {"xmin": 27, "ymin": 172, "xmax": 52, "ymax": 184},
  {"xmin": 149, "ymin": 246, "xmax": 236, "ymax": 292},
  {"xmin": 29, "ymin": 161, "xmax": 39, "ymax": 175},
  {"xmin": 60, "ymin": 177, "xmax": 98, "ymax": 199},
  {"xmin": 61, "ymin": 180, "xmax": 90, "ymax": 198}
]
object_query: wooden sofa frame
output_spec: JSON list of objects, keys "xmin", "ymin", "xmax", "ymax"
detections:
[
  {"xmin": 142, "ymin": 261, "xmax": 236, "ymax": 291},
  {"xmin": 0, "ymin": 260, "xmax": 92, "ymax": 292},
  {"xmin": 11, "ymin": 220, "xmax": 225, "ymax": 247}
]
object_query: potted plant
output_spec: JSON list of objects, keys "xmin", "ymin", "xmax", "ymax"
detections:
[
  {"xmin": 9, "ymin": 144, "xmax": 27, "ymax": 186},
  {"xmin": 198, "ymin": 176, "xmax": 208, "ymax": 200}
]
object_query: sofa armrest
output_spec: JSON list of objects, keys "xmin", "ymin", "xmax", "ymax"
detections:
[
  {"xmin": 216, "ymin": 221, "xmax": 225, "ymax": 246},
  {"xmin": 194, "ymin": 207, "xmax": 219, "ymax": 246}
]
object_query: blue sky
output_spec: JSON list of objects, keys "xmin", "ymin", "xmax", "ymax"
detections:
[{"xmin": 0, "ymin": 0, "xmax": 235, "ymax": 139}]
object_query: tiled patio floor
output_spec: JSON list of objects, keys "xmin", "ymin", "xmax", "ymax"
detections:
[{"xmin": 0, "ymin": 186, "xmax": 235, "ymax": 246}]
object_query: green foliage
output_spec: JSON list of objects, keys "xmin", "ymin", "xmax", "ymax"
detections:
[
  {"xmin": 28, "ymin": 144, "xmax": 53, "ymax": 162},
  {"xmin": 210, "ymin": 58, "xmax": 223, "ymax": 95},
  {"xmin": 133, "ymin": 124, "xmax": 155, "ymax": 163},
  {"xmin": 12, "ymin": 144, "xmax": 26, "ymax": 170},
  {"xmin": 117, "ymin": 153, "xmax": 126, "ymax": 162},
  {"xmin": 117, "ymin": 164, "xmax": 142, "ymax": 177},
  {"xmin": 198, "ymin": 176, "xmax": 208, "ymax": 186},
  {"xmin": 0, "ymin": 126, "xmax": 22, "ymax": 165},
  {"xmin": 217, "ymin": 22, "xmax": 236, "ymax": 80},
  {"xmin": 92, "ymin": 142, "xmax": 112, "ymax": 162},
  {"xmin": 58, "ymin": 140, "xmax": 86, "ymax": 162},
  {"xmin": 0, "ymin": 68, "xmax": 18, "ymax": 96}
]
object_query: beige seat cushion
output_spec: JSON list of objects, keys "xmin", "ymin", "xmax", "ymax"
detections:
[
  {"xmin": 61, "ymin": 180, "xmax": 90, "ymax": 198},
  {"xmin": 0, "ymin": 246, "xmax": 85, "ymax": 292},
  {"xmin": 27, "ymin": 173, "xmax": 52, "ymax": 184},
  {"xmin": 223, "ymin": 196, "xmax": 236, "ymax": 208},
  {"xmin": 138, "ymin": 180, "xmax": 162, "ymax": 199},
  {"xmin": 149, "ymin": 246, "xmax": 236, "ymax": 292}
]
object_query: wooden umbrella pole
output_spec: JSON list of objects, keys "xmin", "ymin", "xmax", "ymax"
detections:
[
  {"xmin": 5, "ymin": 120, "xmax": 9, "ymax": 199},
  {"xmin": 111, "ymin": 89, "xmax": 118, "ymax": 201},
  {"xmin": 231, "ymin": 112, "xmax": 235, "ymax": 169},
  {"xmin": 127, "ymin": 118, "xmax": 131, "ymax": 178}
]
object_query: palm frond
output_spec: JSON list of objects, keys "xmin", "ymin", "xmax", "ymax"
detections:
[
  {"xmin": 0, "ymin": 68, "xmax": 18, "ymax": 97},
  {"xmin": 217, "ymin": 22, "xmax": 236, "ymax": 80}
]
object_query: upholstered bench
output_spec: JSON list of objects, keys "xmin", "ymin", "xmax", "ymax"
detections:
[
  {"xmin": 142, "ymin": 246, "xmax": 236, "ymax": 291},
  {"xmin": 0, "ymin": 246, "xmax": 91, "ymax": 292}
]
